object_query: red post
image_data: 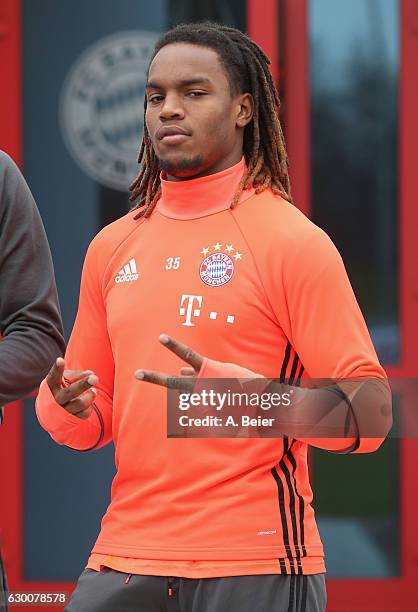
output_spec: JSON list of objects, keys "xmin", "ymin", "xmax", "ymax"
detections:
[
  {"xmin": 399, "ymin": 0, "xmax": 418, "ymax": 374},
  {"xmin": 246, "ymin": 0, "xmax": 279, "ymax": 84},
  {"xmin": 0, "ymin": 0, "xmax": 23, "ymax": 593},
  {"xmin": 282, "ymin": 0, "xmax": 311, "ymax": 217},
  {"xmin": 0, "ymin": 0, "xmax": 22, "ymax": 164},
  {"xmin": 0, "ymin": 403, "xmax": 23, "ymax": 590},
  {"xmin": 399, "ymin": 0, "xmax": 418, "ymax": 592}
]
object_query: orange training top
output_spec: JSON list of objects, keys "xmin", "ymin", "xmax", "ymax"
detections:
[{"xmin": 36, "ymin": 158, "xmax": 387, "ymax": 578}]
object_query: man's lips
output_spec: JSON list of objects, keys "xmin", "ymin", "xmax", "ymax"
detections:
[{"xmin": 156, "ymin": 125, "xmax": 191, "ymax": 145}]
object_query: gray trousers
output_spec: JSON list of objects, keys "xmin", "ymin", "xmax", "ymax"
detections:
[{"xmin": 65, "ymin": 568, "xmax": 326, "ymax": 612}]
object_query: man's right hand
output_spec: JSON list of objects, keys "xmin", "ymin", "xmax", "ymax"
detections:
[{"xmin": 46, "ymin": 357, "xmax": 98, "ymax": 419}]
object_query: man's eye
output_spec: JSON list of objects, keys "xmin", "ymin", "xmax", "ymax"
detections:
[
  {"xmin": 187, "ymin": 91, "xmax": 206, "ymax": 97},
  {"xmin": 148, "ymin": 95, "xmax": 163, "ymax": 104}
]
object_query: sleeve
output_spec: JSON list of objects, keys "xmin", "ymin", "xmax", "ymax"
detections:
[
  {"xmin": 35, "ymin": 234, "xmax": 113, "ymax": 451},
  {"xmin": 197, "ymin": 358, "xmax": 363, "ymax": 449},
  {"xmin": 276, "ymin": 225, "xmax": 392, "ymax": 453},
  {"xmin": 0, "ymin": 152, "xmax": 65, "ymax": 407},
  {"xmin": 198, "ymin": 219, "xmax": 392, "ymax": 453}
]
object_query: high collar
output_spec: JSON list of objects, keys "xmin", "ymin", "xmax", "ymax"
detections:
[{"xmin": 155, "ymin": 157, "xmax": 255, "ymax": 220}]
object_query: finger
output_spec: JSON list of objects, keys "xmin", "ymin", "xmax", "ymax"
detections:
[
  {"xmin": 159, "ymin": 335, "xmax": 203, "ymax": 371},
  {"xmin": 65, "ymin": 404, "xmax": 94, "ymax": 420},
  {"xmin": 64, "ymin": 388, "xmax": 97, "ymax": 418},
  {"xmin": 73, "ymin": 406, "xmax": 93, "ymax": 420},
  {"xmin": 63, "ymin": 369, "xmax": 94, "ymax": 384},
  {"xmin": 180, "ymin": 367, "xmax": 196, "ymax": 376},
  {"xmin": 135, "ymin": 369, "xmax": 170, "ymax": 387},
  {"xmin": 135, "ymin": 370, "xmax": 195, "ymax": 393},
  {"xmin": 55, "ymin": 374, "xmax": 98, "ymax": 406},
  {"xmin": 166, "ymin": 376, "xmax": 196, "ymax": 393},
  {"xmin": 46, "ymin": 357, "xmax": 65, "ymax": 394}
]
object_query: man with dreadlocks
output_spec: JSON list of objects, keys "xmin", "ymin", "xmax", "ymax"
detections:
[{"xmin": 36, "ymin": 21, "xmax": 390, "ymax": 612}]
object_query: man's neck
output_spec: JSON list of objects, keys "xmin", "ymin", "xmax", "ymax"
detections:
[
  {"xmin": 164, "ymin": 151, "xmax": 245, "ymax": 182},
  {"xmin": 156, "ymin": 156, "xmax": 256, "ymax": 220}
]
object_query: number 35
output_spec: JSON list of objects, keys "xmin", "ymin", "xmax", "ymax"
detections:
[{"xmin": 166, "ymin": 257, "xmax": 181, "ymax": 270}]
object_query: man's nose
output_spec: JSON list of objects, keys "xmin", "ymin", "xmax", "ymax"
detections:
[{"xmin": 159, "ymin": 94, "xmax": 185, "ymax": 120}]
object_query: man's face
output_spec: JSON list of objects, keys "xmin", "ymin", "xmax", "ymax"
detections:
[{"xmin": 145, "ymin": 43, "xmax": 253, "ymax": 180}]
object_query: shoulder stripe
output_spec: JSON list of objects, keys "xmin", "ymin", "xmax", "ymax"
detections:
[
  {"xmin": 288, "ymin": 352, "xmax": 300, "ymax": 385},
  {"xmin": 287, "ymin": 441, "xmax": 307, "ymax": 557},
  {"xmin": 271, "ymin": 464, "xmax": 296, "ymax": 575},
  {"xmin": 279, "ymin": 445, "xmax": 303, "ymax": 572},
  {"xmin": 280, "ymin": 341, "xmax": 292, "ymax": 381},
  {"xmin": 273, "ymin": 342, "xmax": 308, "ymax": 574}
]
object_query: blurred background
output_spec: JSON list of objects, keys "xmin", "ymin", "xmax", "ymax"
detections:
[{"xmin": 0, "ymin": 0, "xmax": 417, "ymax": 610}]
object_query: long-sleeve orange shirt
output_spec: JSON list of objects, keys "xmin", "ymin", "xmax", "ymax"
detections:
[{"xmin": 36, "ymin": 158, "xmax": 388, "ymax": 578}]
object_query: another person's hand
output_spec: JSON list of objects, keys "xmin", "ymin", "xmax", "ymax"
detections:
[{"xmin": 46, "ymin": 357, "xmax": 98, "ymax": 419}]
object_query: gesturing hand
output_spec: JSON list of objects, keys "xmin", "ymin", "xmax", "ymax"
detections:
[
  {"xmin": 134, "ymin": 334, "xmax": 203, "ymax": 393},
  {"xmin": 46, "ymin": 357, "xmax": 99, "ymax": 419}
]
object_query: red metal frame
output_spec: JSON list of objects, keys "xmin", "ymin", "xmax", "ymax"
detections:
[
  {"xmin": 0, "ymin": 0, "xmax": 22, "ymax": 164},
  {"xmin": 280, "ymin": 0, "xmax": 311, "ymax": 217},
  {"xmin": 0, "ymin": 0, "xmax": 24, "ymax": 601},
  {"xmin": 247, "ymin": 0, "xmax": 279, "ymax": 83},
  {"xmin": 0, "ymin": 403, "xmax": 23, "ymax": 599}
]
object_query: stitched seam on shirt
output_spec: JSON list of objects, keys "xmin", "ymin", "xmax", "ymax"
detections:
[{"xmin": 228, "ymin": 207, "xmax": 283, "ymax": 331}]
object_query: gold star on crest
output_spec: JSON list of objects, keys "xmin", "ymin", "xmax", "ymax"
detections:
[
  {"xmin": 225, "ymin": 244, "xmax": 234, "ymax": 253},
  {"xmin": 201, "ymin": 247, "xmax": 210, "ymax": 256},
  {"xmin": 233, "ymin": 251, "xmax": 243, "ymax": 260},
  {"xmin": 213, "ymin": 242, "xmax": 222, "ymax": 251}
]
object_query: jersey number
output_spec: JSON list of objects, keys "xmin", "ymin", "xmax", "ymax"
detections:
[{"xmin": 166, "ymin": 257, "xmax": 181, "ymax": 270}]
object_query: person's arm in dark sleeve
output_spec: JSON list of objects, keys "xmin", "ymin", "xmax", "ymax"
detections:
[{"xmin": 0, "ymin": 151, "xmax": 65, "ymax": 406}]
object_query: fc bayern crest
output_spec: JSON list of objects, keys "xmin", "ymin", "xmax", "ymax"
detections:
[
  {"xmin": 199, "ymin": 243, "xmax": 243, "ymax": 287},
  {"xmin": 200, "ymin": 253, "xmax": 234, "ymax": 287},
  {"xmin": 59, "ymin": 30, "xmax": 158, "ymax": 191}
]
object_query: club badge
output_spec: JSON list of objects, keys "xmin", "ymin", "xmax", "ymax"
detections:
[
  {"xmin": 199, "ymin": 243, "xmax": 243, "ymax": 287},
  {"xmin": 60, "ymin": 30, "xmax": 158, "ymax": 191}
]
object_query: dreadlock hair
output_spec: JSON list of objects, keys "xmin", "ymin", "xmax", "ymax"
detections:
[{"xmin": 129, "ymin": 21, "xmax": 292, "ymax": 219}]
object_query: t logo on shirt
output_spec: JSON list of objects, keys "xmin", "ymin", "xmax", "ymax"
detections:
[
  {"xmin": 179, "ymin": 294, "xmax": 236, "ymax": 327},
  {"xmin": 179, "ymin": 294, "xmax": 203, "ymax": 327}
]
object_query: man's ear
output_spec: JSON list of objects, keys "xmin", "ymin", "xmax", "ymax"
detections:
[{"xmin": 236, "ymin": 93, "xmax": 254, "ymax": 128}]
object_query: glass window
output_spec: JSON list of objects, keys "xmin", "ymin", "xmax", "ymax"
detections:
[
  {"xmin": 309, "ymin": 0, "xmax": 400, "ymax": 578},
  {"xmin": 309, "ymin": 0, "xmax": 399, "ymax": 365}
]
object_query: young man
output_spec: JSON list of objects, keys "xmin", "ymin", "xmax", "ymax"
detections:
[
  {"xmin": 36, "ymin": 22, "xmax": 391, "ymax": 612},
  {"xmin": 0, "ymin": 151, "xmax": 65, "ymax": 612}
]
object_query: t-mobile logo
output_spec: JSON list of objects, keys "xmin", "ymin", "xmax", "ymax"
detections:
[{"xmin": 179, "ymin": 294, "xmax": 203, "ymax": 327}]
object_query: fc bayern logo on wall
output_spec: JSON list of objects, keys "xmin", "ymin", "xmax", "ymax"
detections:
[{"xmin": 59, "ymin": 31, "xmax": 158, "ymax": 191}]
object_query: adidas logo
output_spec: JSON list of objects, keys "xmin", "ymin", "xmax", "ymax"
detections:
[{"xmin": 115, "ymin": 258, "xmax": 139, "ymax": 283}]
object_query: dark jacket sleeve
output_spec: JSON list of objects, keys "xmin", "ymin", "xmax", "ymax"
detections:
[{"xmin": 0, "ymin": 151, "xmax": 65, "ymax": 408}]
